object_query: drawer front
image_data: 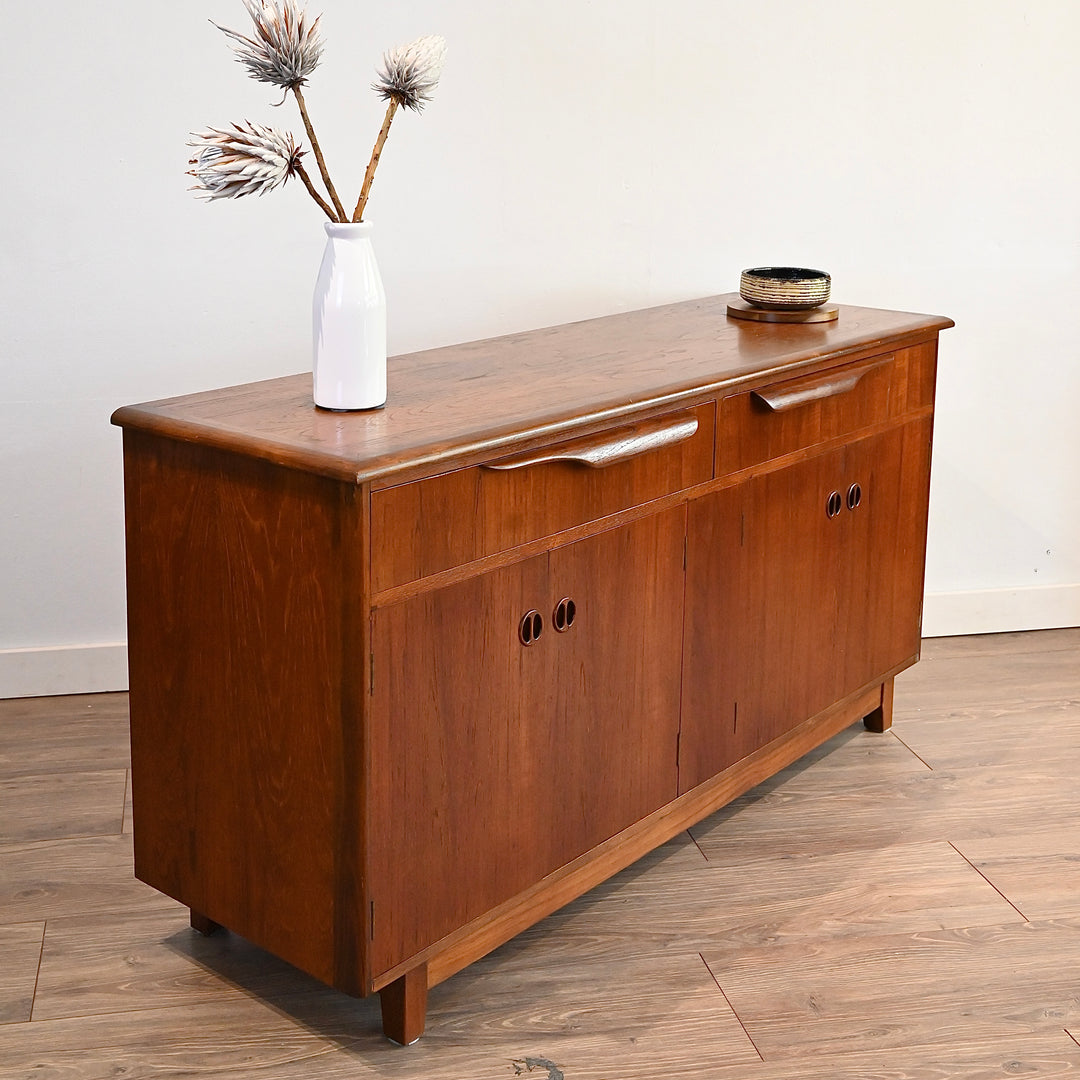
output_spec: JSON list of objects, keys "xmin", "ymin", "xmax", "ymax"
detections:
[
  {"xmin": 371, "ymin": 402, "xmax": 714, "ymax": 591},
  {"xmin": 717, "ymin": 343, "xmax": 936, "ymax": 474}
]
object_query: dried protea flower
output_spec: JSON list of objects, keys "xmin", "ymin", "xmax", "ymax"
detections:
[
  {"xmin": 215, "ymin": 0, "xmax": 324, "ymax": 91},
  {"xmin": 373, "ymin": 34, "xmax": 447, "ymax": 113},
  {"xmin": 351, "ymin": 33, "xmax": 447, "ymax": 220},
  {"xmin": 187, "ymin": 122, "xmax": 304, "ymax": 200}
]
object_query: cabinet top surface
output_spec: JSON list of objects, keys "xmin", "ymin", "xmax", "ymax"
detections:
[{"xmin": 113, "ymin": 293, "xmax": 951, "ymax": 484}]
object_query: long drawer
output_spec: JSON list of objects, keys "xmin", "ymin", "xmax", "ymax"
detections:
[
  {"xmin": 371, "ymin": 402, "xmax": 714, "ymax": 591},
  {"xmin": 717, "ymin": 341, "xmax": 937, "ymax": 474}
]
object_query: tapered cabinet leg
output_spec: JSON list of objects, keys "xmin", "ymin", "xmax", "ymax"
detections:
[
  {"xmin": 190, "ymin": 909, "xmax": 223, "ymax": 936},
  {"xmin": 379, "ymin": 963, "xmax": 428, "ymax": 1045},
  {"xmin": 863, "ymin": 677, "xmax": 895, "ymax": 732}
]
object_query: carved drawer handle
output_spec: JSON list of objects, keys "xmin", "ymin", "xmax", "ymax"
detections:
[
  {"xmin": 751, "ymin": 357, "xmax": 891, "ymax": 413},
  {"xmin": 483, "ymin": 413, "xmax": 699, "ymax": 471}
]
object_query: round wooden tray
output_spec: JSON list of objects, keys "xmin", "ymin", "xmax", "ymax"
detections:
[{"xmin": 727, "ymin": 298, "xmax": 839, "ymax": 323}]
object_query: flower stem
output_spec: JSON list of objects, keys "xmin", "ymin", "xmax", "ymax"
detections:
[
  {"xmin": 352, "ymin": 99, "xmax": 399, "ymax": 222},
  {"xmin": 292, "ymin": 84, "xmax": 347, "ymax": 222},
  {"xmin": 295, "ymin": 162, "xmax": 336, "ymax": 221}
]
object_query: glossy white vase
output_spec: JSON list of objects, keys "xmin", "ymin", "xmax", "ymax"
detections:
[{"xmin": 312, "ymin": 221, "xmax": 387, "ymax": 410}]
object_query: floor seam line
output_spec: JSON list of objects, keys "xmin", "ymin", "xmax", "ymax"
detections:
[
  {"xmin": 688, "ymin": 829, "xmax": 709, "ymax": 863},
  {"xmin": 699, "ymin": 952, "xmax": 764, "ymax": 1062},
  {"xmin": 948, "ymin": 841, "xmax": 1029, "ymax": 922},
  {"xmin": 889, "ymin": 730, "xmax": 935, "ymax": 771},
  {"xmin": 29, "ymin": 918, "xmax": 46, "ymax": 1022}
]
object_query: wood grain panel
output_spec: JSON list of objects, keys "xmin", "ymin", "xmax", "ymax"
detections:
[
  {"xmin": 370, "ymin": 403, "xmax": 712, "ymax": 590},
  {"xmin": 122, "ymin": 432, "xmax": 356, "ymax": 989},
  {"xmin": 703, "ymin": 917, "xmax": 1080, "ymax": 1058},
  {"xmin": 112, "ymin": 296, "xmax": 951, "ymax": 486},
  {"xmin": 0, "ymin": 770, "xmax": 127, "ymax": 843},
  {"xmin": 0, "ymin": 922, "xmax": 44, "ymax": 1024}
]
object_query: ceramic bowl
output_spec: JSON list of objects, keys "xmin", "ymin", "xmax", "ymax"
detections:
[{"xmin": 739, "ymin": 267, "xmax": 831, "ymax": 311}]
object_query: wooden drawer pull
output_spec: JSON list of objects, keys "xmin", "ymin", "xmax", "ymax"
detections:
[
  {"xmin": 483, "ymin": 413, "xmax": 699, "ymax": 471},
  {"xmin": 751, "ymin": 357, "xmax": 891, "ymax": 413}
]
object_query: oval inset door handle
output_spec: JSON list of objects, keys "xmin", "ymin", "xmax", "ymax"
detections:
[
  {"xmin": 826, "ymin": 490, "xmax": 843, "ymax": 518},
  {"xmin": 847, "ymin": 482, "xmax": 862, "ymax": 510},
  {"xmin": 519, "ymin": 610, "xmax": 543, "ymax": 646},
  {"xmin": 553, "ymin": 597, "xmax": 576, "ymax": 632}
]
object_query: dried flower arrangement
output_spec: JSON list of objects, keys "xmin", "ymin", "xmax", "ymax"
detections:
[{"xmin": 188, "ymin": 0, "xmax": 446, "ymax": 222}]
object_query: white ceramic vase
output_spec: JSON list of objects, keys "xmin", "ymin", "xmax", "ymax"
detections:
[{"xmin": 312, "ymin": 221, "xmax": 387, "ymax": 410}]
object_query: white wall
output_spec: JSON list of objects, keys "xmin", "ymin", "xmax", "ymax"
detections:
[{"xmin": 2, "ymin": 0, "xmax": 1078, "ymax": 696}]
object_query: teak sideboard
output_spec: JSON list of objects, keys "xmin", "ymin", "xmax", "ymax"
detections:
[{"xmin": 112, "ymin": 294, "xmax": 952, "ymax": 1043}]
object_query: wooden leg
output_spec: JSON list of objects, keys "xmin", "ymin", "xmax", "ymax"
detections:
[
  {"xmin": 863, "ymin": 677, "xmax": 895, "ymax": 732},
  {"xmin": 379, "ymin": 963, "xmax": 428, "ymax": 1045},
  {"xmin": 190, "ymin": 909, "xmax": 223, "ymax": 936}
]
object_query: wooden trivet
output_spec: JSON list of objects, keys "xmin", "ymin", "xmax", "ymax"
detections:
[{"xmin": 727, "ymin": 298, "xmax": 839, "ymax": 323}]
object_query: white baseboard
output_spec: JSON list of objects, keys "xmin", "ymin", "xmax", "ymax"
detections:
[
  {"xmin": 0, "ymin": 643, "xmax": 128, "ymax": 700},
  {"xmin": 923, "ymin": 583, "xmax": 1080, "ymax": 638}
]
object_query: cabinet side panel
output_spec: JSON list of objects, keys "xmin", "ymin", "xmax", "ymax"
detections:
[{"xmin": 122, "ymin": 432, "xmax": 347, "ymax": 987}]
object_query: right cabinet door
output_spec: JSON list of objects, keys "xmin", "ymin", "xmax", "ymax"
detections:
[
  {"xmin": 835, "ymin": 417, "xmax": 933, "ymax": 693},
  {"xmin": 680, "ymin": 418, "xmax": 932, "ymax": 793}
]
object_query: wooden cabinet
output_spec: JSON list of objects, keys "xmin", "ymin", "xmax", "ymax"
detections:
[{"xmin": 113, "ymin": 295, "xmax": 951, "ymax": 1043}]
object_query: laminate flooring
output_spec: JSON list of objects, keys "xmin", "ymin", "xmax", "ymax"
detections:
[{"xmin": 1, "ymin": 629, "xmax": 1079, "ymax": 1078}]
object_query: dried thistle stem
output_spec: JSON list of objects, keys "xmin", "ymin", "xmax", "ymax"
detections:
[
  {"xmin": 292, "ymin": 84, "xmax": 347, "ymax": 221},
  {"xmin": 295, "ymin": 161, "xmax": 336, "ymax": 221},
  {"xmin": 352, "ymin": 98, "xmax": 398, "ymax": 222}
]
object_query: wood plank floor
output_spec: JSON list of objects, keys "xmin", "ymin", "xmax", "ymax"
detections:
[{"xmin": 1, "ymin": 629, "xmax": 1079, "ymax": 1078}]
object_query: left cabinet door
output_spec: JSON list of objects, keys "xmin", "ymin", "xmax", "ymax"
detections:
[{"xmin": 367, "ymin": 507, "xmax": 685, "ymax": 978}]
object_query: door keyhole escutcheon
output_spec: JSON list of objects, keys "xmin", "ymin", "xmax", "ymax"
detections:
[
  {"xmin": 553, "ymin": 597, "xmax": 577, "ymax": 632},
  {"xmin": 519, "ymin": 610, "xmax": 543, "ymax": 646}
]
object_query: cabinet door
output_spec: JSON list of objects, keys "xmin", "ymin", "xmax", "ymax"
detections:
[
  {"xmin": 837, "ymin": 418, "xmax": 933, "ymax": 691},
  {"xmin": 681, "ymin": 452, "xmax": 842, "ymax": 793},
  {"xmin": 367, "ymin": 507, "xmax": 684, "ymax": 976},
  {"xmin": 680, "ymin": 421, "xmax": 932, "ymax": 792}
]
